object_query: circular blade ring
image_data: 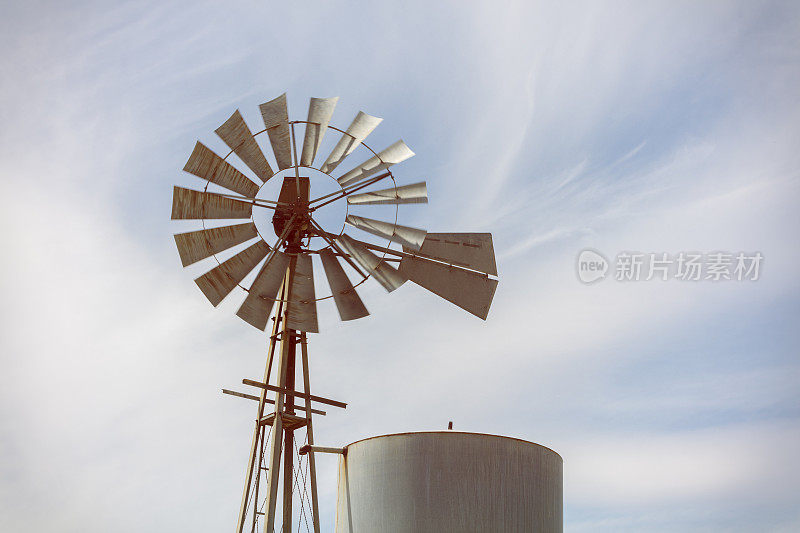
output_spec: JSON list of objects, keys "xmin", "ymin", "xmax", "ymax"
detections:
[{"xmin": 174, "ymin": 109, "xmax": 414, "ymax": 307}]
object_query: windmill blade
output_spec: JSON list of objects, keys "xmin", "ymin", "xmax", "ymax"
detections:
[
  {"xmin": 183, "ymin": 142, "xmax": 260, "ymax": 197},
  {"xmin": 194, "ymin": 240, "xmax": 270, "ymax": 306},
  {"xmin": 320, "ymin": 111, "xmax": 382, "ymax": 174},
  {"xmin": 236, "ymin": 251, "xmax": 290, "ymax": 330},
  {"xmin": 337, "ymin": 140, "xmax": 414, "ymax": 187},
  {"xmin": 345, "ymin": 215, "xmax": 426, "ymax": 251},
  {"xmin": 285, "ymin": 254, "xmax": 319, "ymax": 333},
  {"xmin": 259, "ymin": 93, "xmax": 293, "ymax": 171},
  {"xmin": 300, "ymin": 97, "xmax": 338, "ymax": 167},
  {"xmin": 337, "ymin": 234, "xmax": 406, "ymax": 292},
  {"xmin": 174, "ymin": 222, "xmax": 258, "ymax": 267},
  {"xmin": 403, "ymin": 233, "xmax": 497, "ymax": 276},
  {"xmin": 171, "ymin": 186, "xmax": 253, "ymax": 220},
  {"xmin": 319, "ymin": 249, "xmax": 369, "ymax": 321},
  {"xmin": 215, "ymin": 110, "xmax": 274, "ymax": 182},
  {"xmin": 398, "ymin": 256, "xmax": 498, "ymax": 320},
  {"xmin": 347, "ymin": 182, "xmax": 428, "ymax": 206}
]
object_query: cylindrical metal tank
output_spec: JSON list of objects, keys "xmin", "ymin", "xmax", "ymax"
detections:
[{"xmin": 335, "ymin": 431, "xmax": 562, "ymax": 533}]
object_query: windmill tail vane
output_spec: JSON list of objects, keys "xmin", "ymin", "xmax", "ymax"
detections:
[{"xmin": 170, "ymin": 92, "xmax": 499, "ymax": 532}]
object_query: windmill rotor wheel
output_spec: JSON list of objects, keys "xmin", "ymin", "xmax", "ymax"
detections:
[{"xmin": 172, "ymin": 93, "xmax": 499, "ymax": 333}]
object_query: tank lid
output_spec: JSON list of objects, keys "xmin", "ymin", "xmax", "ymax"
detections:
[{"xmin": 344, "ymin": 430, "xmax": 562, "ymax": 460}]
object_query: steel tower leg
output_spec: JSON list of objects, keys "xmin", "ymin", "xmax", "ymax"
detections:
[
  {"xmin": 263, "ymin": 259, "xmax": 297, "ymax": 533},
  {"xmin": 300, "ymin": 332, "xmax": 321, "ymax": 533},
  {"xmin": 282, "ymin": 332, "xmax": 296, "ymax": 531},
  {"xmin": 236, "ymin": 279, "xmax": 287, "ymax": 533}
]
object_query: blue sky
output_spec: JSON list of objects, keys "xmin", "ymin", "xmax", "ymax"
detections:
[{"xmin": 1, "ymin": 1, "xmax": 798, "ymax": 531}]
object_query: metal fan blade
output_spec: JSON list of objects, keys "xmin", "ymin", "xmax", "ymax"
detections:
[
  {"xmin": 320, "ymin": 111, "xmax": 382, "ymax": 174},
  {"xmin": 337, "ymin": 234, "xmax": 406, "ymax": 292},
  {"xmin": 398, "ymin": 256, "xmax": 498, "ymax": 320},
  {"xmin": 345, "ymin": 215, "xmax": 427, "ymax": 251},
  {"xmin": 403, "ymin": 233, "xmax": 497, "ymax": 276},
  {"xmin": 183, "ymin": 142, "xmax": 260, "ymax": 197},
  {"xmin": 319, "ymin": 249, "xmax": 369, "ymax": 321},
  {"xmin": 300, "ymin": 97, "xmax": 338, "ymax": 167},
  {"xmin": 194, "ymin": 240, "xmax": 270, "ymax": 306},
  {"xmin": 285, "ymin": 254, "xmax": 319, "ymax": 333},
  {"xmin": 215, "ymin": 110, "xmax": 274, "ymax": 182},
  {"xmin": 174, "ymin": 222, "xmax": 258, "ymax": 267},
  {"xmin": 171, "ymin": 186, "xmax": 253, "ymax": 220},
  {"xmin": 259, "ymin": 93, "xmax": 293, "ymax": 171},
  {"xmin": 337, "ymin": 140, "xmax": 414, "ymax": 187},
  {"xmin": 236, "ymin": 251, "xmax": 290, "ymax": 330},
  {"xmin": 347, "ymin": 182, "xmax": 428, "ymax": 206}
]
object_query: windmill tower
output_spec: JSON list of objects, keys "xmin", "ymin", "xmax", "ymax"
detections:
[{"xmin": 171, "ymin": 94, "xmax": 499, "ymax": 532}]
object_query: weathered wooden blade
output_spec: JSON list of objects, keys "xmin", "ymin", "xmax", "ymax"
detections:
[
  {"xmin": 337, "ymin": 140, "xmax": 414, "ymax": 187},
  {"xmin": 174, "ymin": 222, "xmax": 258, "ymax": 267},
  {"xmin": 337, "ymin": 234, "xmax": 406, "ymax": 292},
  {"xmin": 398, "ymin": 256, "xmax": 498, "ymax": 320},
  {"xmin": 320, "ymin": 111, "xmax": 382, "ymax": 175},
  {"xmin": 259, "ymin": 93, "xmax": 293, "ymax": 171},
  {"xmin": 171, "ymin": 186, "xmax": 253, "ymax": 220},
  {"xmin": 182, "ymin": 142, "xmax": 260, "ymax": 197},
  {"xmin": 319, "ymin": 249, "xmax": 369, "ymax": 321},
  {"xmin": 347, "ymin": 182, "xmax": 428, "ymax": 206},
  {"xmin": 215, "ymin": 110, "xmax": 274, "ymax": 182},
  {"xmin": 286, "ymin": 254, "xmax": 318, "ymax": 333},
  {"xmin": 300, "ymin": 97, "xmax": 338, "ymax": 167},
  {"xmin": 345, "ymin": 215, "xmax": 427, "ymax": 251},
  {"xmin": 236, "ymin": 251, "xmax": 290, "ymax": 330},
  {"xmin": 404, "ymin": 233, "xmax": 497, "ymax": 276},
  {"xmin": 194, "ymin": 240, "xmax": 270, "ymax": 306}
]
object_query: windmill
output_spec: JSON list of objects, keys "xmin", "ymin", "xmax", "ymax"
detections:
[{"xmin": 171, "ymin": 93, "xmax": 499, "ymax": 532}]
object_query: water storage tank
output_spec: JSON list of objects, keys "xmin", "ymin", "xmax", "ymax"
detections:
[{"xmin": 335, "ymin": 431, "xmax": 562, "ymax": 533}]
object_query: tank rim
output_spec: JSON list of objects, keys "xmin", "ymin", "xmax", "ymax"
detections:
[{"xmin": 344, "ymin": 430, "xmax": 562, "ymax": 461}]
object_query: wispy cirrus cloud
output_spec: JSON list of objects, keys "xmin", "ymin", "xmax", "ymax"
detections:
[{"xmin": 1, "ymin": 1, "xmax": 799, "ymax": 532}]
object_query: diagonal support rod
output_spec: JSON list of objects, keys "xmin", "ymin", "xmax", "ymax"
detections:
[{"xmin": 307, "ymin": 172, "xmax": 392, "ymax": 209}]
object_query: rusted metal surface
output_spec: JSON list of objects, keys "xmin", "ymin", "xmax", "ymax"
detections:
[
  {"xmin": 299, "ymin": 445, "xmax": 344, "ymax": 455},
  {"xmin": 173, "ymin": 222, "xmax": 258, "ymax": 267},
  {"xmin": 300, "ymin": 97, "xmax": 339, "ymax": 167},
  {"xmin": 285, "ymin": 253, "xmax": 319, "ymax": 333},
  {"xmin": 272, "ymin": 177, "xmax": 310, "ymax": 240},
  {"xmin": 337, "ymin": 140, "xmax": 414, "ymax": 187},
  {"xmin": 171, "ymin": 186, "xmax": 253, "ymax": 220},
  {"xmin": 259, "ymin": 93, "xmax": 293, "ymax": 171},
  {"xmin": 236, "ymin": 251, "xmax": 290, "ymax": 330},
  {"xmin": 182, "ymin": 141, "xmax": 260, "ymax": 197},
  {"xmin": 406, "ymin": 232, "xmax": 498, "ymax": 276},
  {"xmin": 258, "ymin": 412, "xmax": 308, "ymax": 431},
  {"xmin": 347, "ymin": 181, "xmax": 428, "ymax": 205},
  {"xmin": 300, "ymin": 333, "xmax": 322, "ymax": 533},
  {"xmin": 337, "ymin": 234, "xmax": 406, "ymax": 292},
  {"xmin": 336, "ymin": 432, "xmax": 563, "ymax": 533},
  {"xmin": 319, "ymin": 249, "xmax": 369, "ymax": 321},
  {"xmin": 194, "ymin": 240, "xmax": 270, "ymax": 306},
  {"xmin": 345, "ymin": 214, "xmax": 427, "ymax": 251},
  {"xmin": 398, "ymin": 256, "xmax": 498, "ymax": 319},
  {"xmin": 215, "ymin": 110, "xmax": 274, "ymax": 182},
  {"xmin": 242, "ymin": 378, "xmax": 347, "ymax": 409},
  {"xmin": 236, "ymin": 279, "xmax": 286, "ymax": 533},
  {"xmin": 320, "ymin": 111, "xmax": 382, "ymax": 174},
  {"xmin": 221, "ymin": 389, "xmax": 326, "ymax": 416}
]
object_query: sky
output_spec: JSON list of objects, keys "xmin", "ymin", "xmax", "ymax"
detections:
[{"xmin": 1, "ymin": 1, "xmax": 798, "ymax": 531}]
